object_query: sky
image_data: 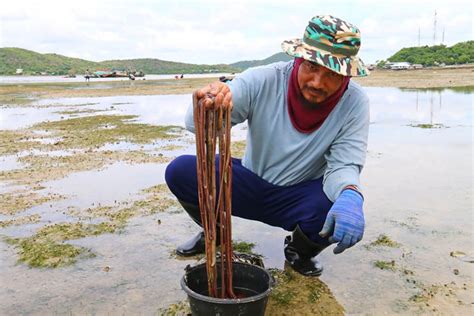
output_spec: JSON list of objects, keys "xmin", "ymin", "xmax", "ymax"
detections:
[{"xmin": 0, "ymin": 0, "xmax": 472, "ymax": 65}]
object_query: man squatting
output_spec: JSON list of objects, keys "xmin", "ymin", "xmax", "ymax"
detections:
[{"xmin": 165, "ymin": 14, "xmax": 370, "ymax": 276}]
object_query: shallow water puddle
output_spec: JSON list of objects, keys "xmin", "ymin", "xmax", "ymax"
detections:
[
  {"xmin": 0, "ymin": 155, "xmax": 23, "ymax": 171},
  {"xmin": 20, "ymin": 149, "xmax": 77, "ymax": 157},
  {"xmin": 0, "ymin": 161, "xmax": 171, "ymax": 237},
  {"xmin": 32, "ymin": 94, "xmax": 191, "ymax": 126},
  {"xmin": 2, "ymin": 94, "xmax": 249, "ymax": 139},
  {"xmin": 368, "ymin": 87, "xmax": 472, "ymax": 127},
  {"xmin": 44, "ymin": 161, "xmax": 168, "ymax": 208},
  {"xmin": 0, "ymin": 106, "xmax": 68, "ymax": 130}
]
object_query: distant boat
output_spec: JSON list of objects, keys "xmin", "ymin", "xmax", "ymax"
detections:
[
  {"xmin": 102, "ymin": 71, "xmax": 128, "ymax": 78},
  {"xmin": 92, "ymin": 70, "xmax": 112, "ymax": 78},
  {"xmin": 110, "ymin": 71, "xmax": 129, "ymax": 78},
  {"xmin": 129, "ymin": 71, "xmax": 145, "ymax": 77},
  {"xmin": 92, "ymin": 70, "xmax": 144, "ymax": 78}
]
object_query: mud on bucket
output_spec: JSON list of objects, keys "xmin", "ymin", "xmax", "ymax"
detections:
[{"xmin": 181, "ymin": 262, "xmax": 272, "ymax": 316}]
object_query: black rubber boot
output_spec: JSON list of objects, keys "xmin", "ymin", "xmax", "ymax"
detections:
[
  {"xmin": 176, "ymin": 200, "xmax": 206, "ymax": 256},
  {"xmin": 176, "ymin": 200, "xmax": 222, "ymax": 257},
  {"xmin": 284, "ymin": 225, "xmax": 327, "ymax": 276},
  {"xmin": 176, "ymin": 231, "xmax": 206, "ymax": 257}
]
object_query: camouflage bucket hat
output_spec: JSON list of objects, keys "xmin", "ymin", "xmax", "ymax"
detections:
[{"xmin": 281, "ymin": 15, "xmax": 369, "ymax": 77}]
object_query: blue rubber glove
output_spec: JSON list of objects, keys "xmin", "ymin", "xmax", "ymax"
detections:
[{"xmin": 319, "ymin": 189, "xmax": 365, "ymax": 254}]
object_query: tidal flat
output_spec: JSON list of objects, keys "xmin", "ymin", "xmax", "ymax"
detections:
[{"xmin": 0, "ymin": 80, "xmax": 472, "ymax": 315}]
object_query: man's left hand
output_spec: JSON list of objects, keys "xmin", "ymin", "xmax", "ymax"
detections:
[{"xmin": 319, "ymin": 189, "xmax": 365, "ymax": 254}]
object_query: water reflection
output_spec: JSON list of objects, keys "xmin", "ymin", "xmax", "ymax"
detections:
[
  {"xmin": 400, "ymin": 86, "xmax": 474, "ymax": 94},
  {"xmin": 45, "ymin": 162, "xmax": 167, "ymax": 208},
  {"xmin": 366, "ymin": 87, "xmax": 472, "ymax": 127},
  {"xmin": 0, "ymin": 155, "xmax": 23, "ymax": 171},
  {"xmin": 1, "ymin": 88, "xmax": 471, "ymax": 131}
]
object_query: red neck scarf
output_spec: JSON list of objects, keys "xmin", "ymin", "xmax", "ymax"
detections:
[{"xmin": 287, "ymin": 58, "xmax": 350, "ymax": 133}]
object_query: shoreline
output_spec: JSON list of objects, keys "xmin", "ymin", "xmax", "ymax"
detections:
[
  {"xmin": 353, "ymin": 66, "xmax": 474, "ymax": 88},
  {"xmin": 0, "ymin": 66, "xmax": 473, "ymax": 105}
]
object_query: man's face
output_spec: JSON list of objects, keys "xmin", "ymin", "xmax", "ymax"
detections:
[{"xmin": 297, "ymin": 60, "xmax": 344, "ymax": 105}]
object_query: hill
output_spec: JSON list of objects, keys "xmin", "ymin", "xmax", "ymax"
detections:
[
  {"xmin": 0, "ymin": 48, "xmax": 239, "ymax": 75},
  {"xmin": 229, "ymin": 52, "xmax": 292, "ymax": 70},
  {"xmin": 387, "ymin": 41, "xmax": 474, "ymax": 66},
  {"xmin": 0, "ymin": 48, "xmax": 99, "ymax": 75},
  {"xmin": 0, "ymin": 48, "xmax": 293, "ymax": 75},
  {"xmin": 100, "ymin": 58, "xmax": 237, "ymax": 75}
]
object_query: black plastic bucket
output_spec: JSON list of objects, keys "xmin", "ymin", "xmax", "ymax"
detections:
[{"xmin": 181, "ymin": 262, "xmax": 272, "ymax": 316}]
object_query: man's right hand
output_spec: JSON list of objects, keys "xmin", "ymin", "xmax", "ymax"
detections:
[{"xmin": 194, "ymin": 81, "xmax": 233, "ymax": 110}]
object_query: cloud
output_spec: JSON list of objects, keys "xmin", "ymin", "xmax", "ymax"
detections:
[{"xmin": 1, "ymin": 0, "xmax": 472, "ymax": 64}]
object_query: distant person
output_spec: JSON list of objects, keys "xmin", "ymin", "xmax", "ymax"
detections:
[
  {"xmin": 85, "ymin": 69, "xmax": 91, "ymax": 82},
  {"xmin": 180, "ymin": 74, "xmax": 184, "ymax": 79},
  {"xmin": 166, "ymin": 15, "xmax": 370, "ymax": 277}
]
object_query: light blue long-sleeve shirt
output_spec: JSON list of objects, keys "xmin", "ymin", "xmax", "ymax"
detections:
[{"xmin": 185, "ymin": 61, "xmax": 369, "ymax": 202}]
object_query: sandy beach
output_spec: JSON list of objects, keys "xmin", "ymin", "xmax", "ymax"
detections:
[{"xmin": 0, "ymin": 69, "xmax": 472, "ymax": 315}]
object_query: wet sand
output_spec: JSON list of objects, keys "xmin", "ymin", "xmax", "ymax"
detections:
[
  {"xmin": 0, "ymin": 82, "xmax": 472, "ymax": 314},
  {"xmin": 354, "ymin": 65, "xmax": 474, "ymax": 88},
  {"xmin": 0, "ymin": 78, "xmax": 214, "ymax": 104}
]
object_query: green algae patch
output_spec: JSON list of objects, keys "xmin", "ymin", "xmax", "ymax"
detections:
[
  {"xmin": 66, "ymin": 184, "xmax": 179, "ymax": 228},
  {"xmin": 0, "ymin": 190, "xmax": 65, "ymax": 215},
  {"xmin": 53, "ymin": 108, "xmax": 110, "ymax": 115},
  {"xmin": 3, "ymin": 221, "xmax": 121, "ymax": 268},
  {"xmin": 1, "ymin": 150, "xmax": 171, "ymax": 187},
  {"xmin": 107, "ymin": 208, "xmax": 136, "ymax": 224},
  {"xmin": 35, "ymin": 222, "xmax": 118, "ymax": 241},
  {"xmin": 78, "ymin": 205, "xmax": 137, "ymax": 225},
  {"xmin": 408, "ymin": 123, "xmax": 445, "ymax": 129},
  {"xmin": 374, "ymin": 260, "xmax": 397, "ymax": 271},
  {"xmin": 266, "ymin": 267, "xmax": 344, "ymax": 315},
  {"xmin": 409, "ymin": 284, "xmax": 445, "ymax": 303},
  {"xmin": 132, "ymin": 197, "xmax": 178, "ymax": 215},
  {"xmin": 4, "ymin": 237, "xmax": 93, "ymax": 268},
  {"xmin": 366, "ymin": 234, "xmax": 400, "ymax": 248},
  {"xmin": 0, "ymin": 214, "xmax": 41, "ymax": 228},
  {"xmin": 0, "ymin": 92, "xmax": 35, "ymax": 106},
  {"xmin": 159, "ymin": 144, "xmax": 186, "ymax": 151},
  {"xmin": 157, "ymin": 300, "xmax": 191, "ymax": 316},
  {"xmin": 0, "ymin": 130, "xmax": 50, "ymax": 155},
  {"xmin": 135, "ymin": 184, "xmax": 181, "ymax": 215},
  {"xmin": 404, "ymin": 281, "xmax": 470, "ymax": 314},
  {"xmin": 33, "ymin": 114, "xmax": 183, "ymax": 149},
  {"xmin": 232, "ymin": 241, "xmax": 256, "ymax": 254},
  {"xmin": 231, "ymin": 140, "xmax": 246, "ymax": 159},
  {"xmin": 143, "ymin": 183, "xmax": 171, "ymax": 195}
]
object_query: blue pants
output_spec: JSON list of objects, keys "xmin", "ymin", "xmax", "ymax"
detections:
[{"xmin": 165, "ymin": 155, "xmax": 332, "ymax": 245}]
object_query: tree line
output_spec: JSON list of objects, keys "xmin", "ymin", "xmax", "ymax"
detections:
[{"xmin": 382, "ymin": 41, "xmax": 473, "ymax": 67}]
